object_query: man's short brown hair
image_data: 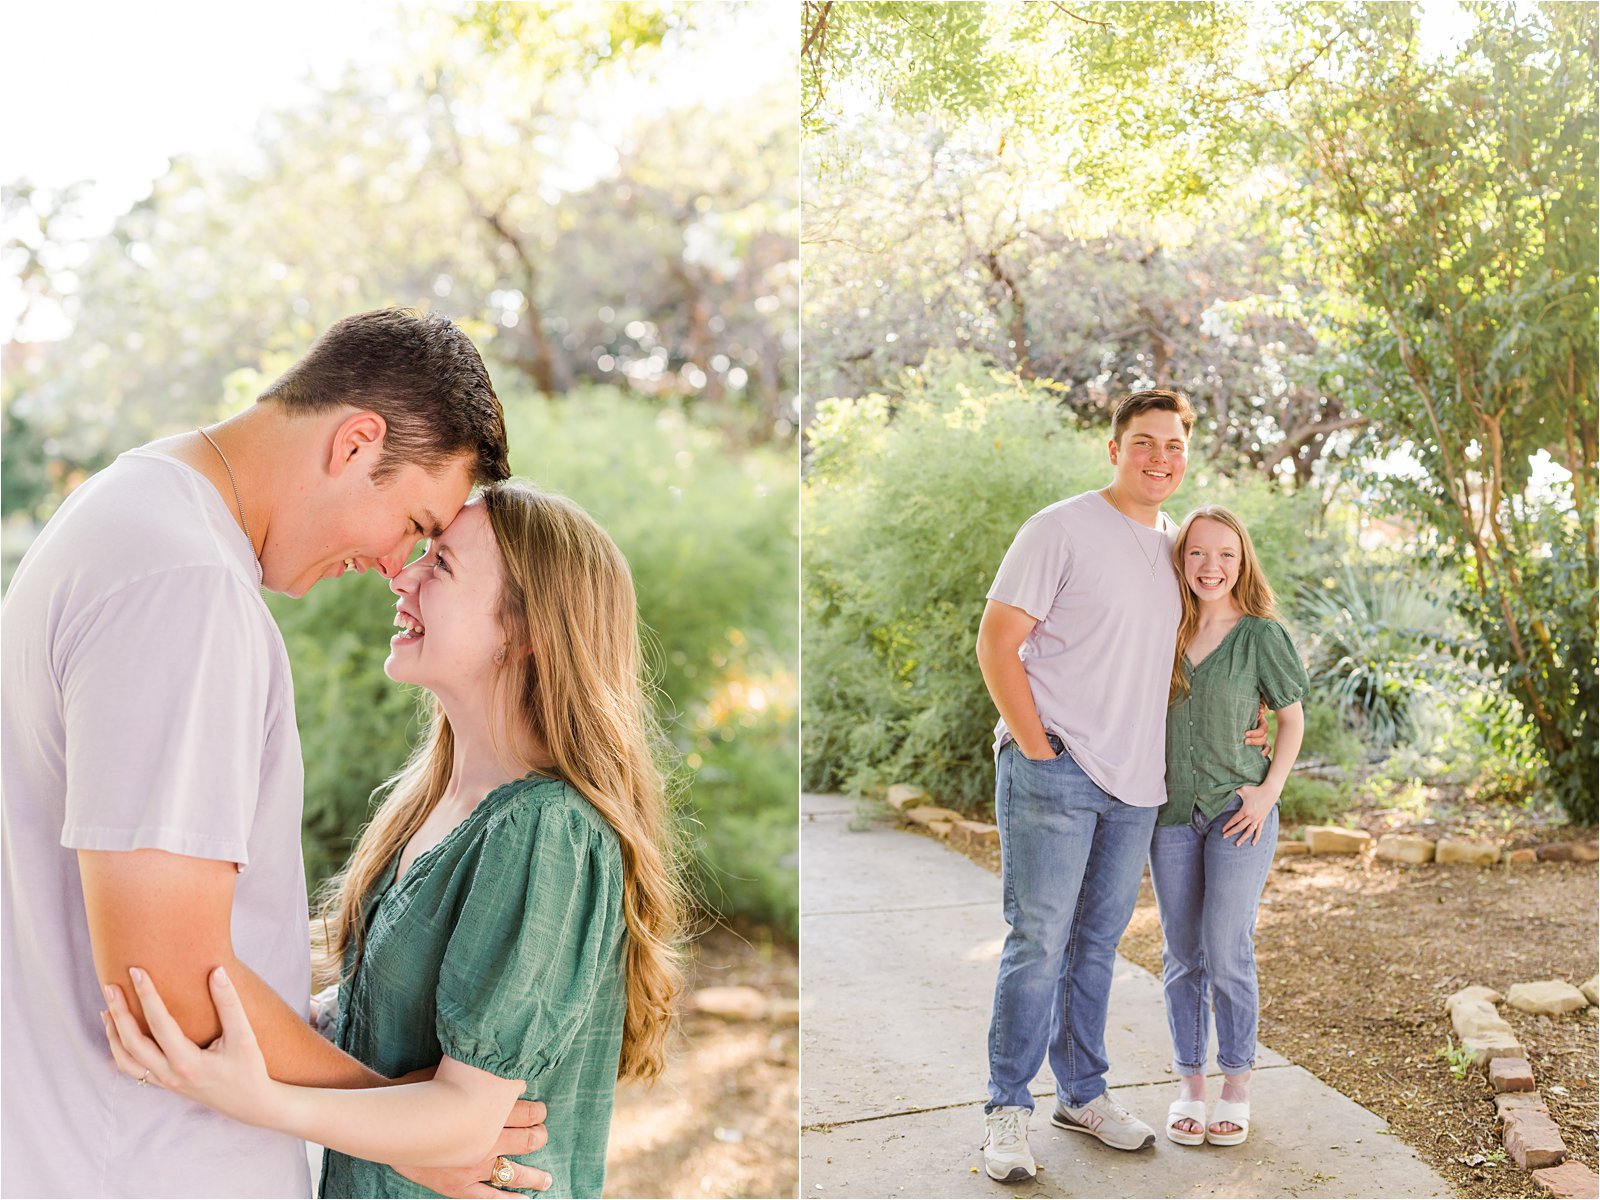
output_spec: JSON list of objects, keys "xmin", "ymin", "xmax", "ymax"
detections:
[
  {"xmin": 1110, "ymin": 389, "xmax": 1196, "ymax": 443},
  {"xmin": 259, "ymin": 308, "xmax": 510, "ymax": 485}
]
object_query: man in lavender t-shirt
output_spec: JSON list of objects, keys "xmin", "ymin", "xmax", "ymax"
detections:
[
  {"xmin": 0, "ymin": 311, "xmax": 548, "ymax": 1198},
  {"xmin": 973, "ymin": 390, "xmax": 1195, "ymax": 1183}
]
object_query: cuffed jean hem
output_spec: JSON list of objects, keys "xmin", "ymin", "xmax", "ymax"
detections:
[{"xmin": 1175, "ymin": 1055, "xmax": 1257, "ymax": 1075}]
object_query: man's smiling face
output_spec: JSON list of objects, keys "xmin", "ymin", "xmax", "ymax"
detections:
[
  {"xmin": 1108, "ymin": 410, "xmax": 1188, "ymax": 506},
  {"xmin": 263, "ymin": 453, "xmax": 477, "ymax": 599}
]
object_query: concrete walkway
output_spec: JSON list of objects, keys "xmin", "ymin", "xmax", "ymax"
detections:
[{"xmin": 800, "ymin": 793, "xmax": 1454, "ymax": 1199}]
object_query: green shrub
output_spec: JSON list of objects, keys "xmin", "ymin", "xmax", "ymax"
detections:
[
  {"xmin": 277, "ymin": 386, "xmax": 799, "ymax": 934},
  {"xmin": 686, "ymin": 710, "xmax": 799, "ymax": 933},
  {"xmin": 1297, "ymin": 702, "xmax": 1367, "ymax": 771},
  {"xmin": 1278, "ymin": 774, "xmax": 1348, "ymax": 827},
  {"xmin": 1456, "ymin": 506, "xmax": 1597, "ymax": 825},
  {"xmin": 1453, "ymin": 693, "xmax": 1548, "ymax": 805},
  {"xmin": 803, "ymin": 350, "xmax": 1336, "ymax": 811},
  {"xmin": 1401, "ymin": 687, "xmax": 1547, "ymax": 805}
]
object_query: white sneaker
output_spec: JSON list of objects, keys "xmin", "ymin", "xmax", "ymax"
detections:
[
  {"xmin": 982, "ymin": 1105, "xmax": 1037, "ymax": 1182},
  {"xmin": 1051, "ymin": 1091, "xmax": 1156, "ymax": 1151}
]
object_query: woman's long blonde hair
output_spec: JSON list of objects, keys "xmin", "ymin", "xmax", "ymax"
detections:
[
  {"xmin": 313, "ymin": 481, "xmax": 685, "ymax": 1083},
  {"xmin": 1169, "ymin": 505, "xmax": 1278, "ymax": 704}
]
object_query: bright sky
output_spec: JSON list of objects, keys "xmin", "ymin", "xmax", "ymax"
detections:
[
  {"xmin": 1, "ymin": 0, "xmax": 405, "ymax": 232},
  {"xmin": 0, "ymin": 1, "xmax": 793, "ymax": 341}
]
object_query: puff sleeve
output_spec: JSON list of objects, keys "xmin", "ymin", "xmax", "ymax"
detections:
[
  {"xmin": 434, "ymin": 795, "xmax": 627, "ymax": 1088},
  {"xmin": 1257, "ymin": 619, "xmax": 1311, "ymax": 712}
]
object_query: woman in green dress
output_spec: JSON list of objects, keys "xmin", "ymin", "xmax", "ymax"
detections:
[
  {"xmin": 1152, "ymin": 505, "xmax": 1307, "ymax": 1150},
  {"xmin": 101, "ymin": 481, "xmax": 684, "ymax": 1197}
]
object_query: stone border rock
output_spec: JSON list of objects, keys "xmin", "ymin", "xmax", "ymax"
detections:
[
  {"xmin": 1271, "ymin": 831, "xmax": 1599, "ymax": 870},
  {"xmin": 687, "ymin": 985, "xmax": 797, "ymax": 1024},
  {"xmin": 1442, "ymin": 984, "xmax": 1600, "ymax": 1196},
  {"xmin": 881, "ymin": 781, "xmax": 1599, "ymax": 876},
  {"xmin": 890, "ymin": 791, "xmax": 1000, "ymax": 853}
]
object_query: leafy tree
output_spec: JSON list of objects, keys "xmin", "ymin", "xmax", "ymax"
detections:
[
  {"xmin": 804, "ymin": 119, "xmax": 1363, "ymax": 480},
  {"xmin": 804, "ymin": 2, "xmax": 1302, "ymax": 200},
  {"xmin": 1287, "ymin": 1, "xmax": 1598, "ymax": 820}
]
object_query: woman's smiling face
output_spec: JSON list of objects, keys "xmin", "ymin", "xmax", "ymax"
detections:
[
  {"xmin": 384, "ymin": 499, "xmax": 507, "ymax": 702},
  {"xmin": 1181, "ymin": 515, "xmax": 1242, "ymax": 603}
]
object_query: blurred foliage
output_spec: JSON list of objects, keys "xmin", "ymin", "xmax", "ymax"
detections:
[
  {"xmin": 277, "ymin": 388, "xmax": 798, "ymax": 934},
  {"xmin": 457, "ymin": 2, "xmax": 685, "ymax": 74},
  {"xmin": 3, "ymin": 3, "xmax": 797, "ymax": 524},
  {"xmin": 1295, "ymin": 703, "xmax": 1366, "ymax": 773},
  {"xmin": 1277, "ymin": 774, "xmax": 1346, "ymax": 828},
  {"xmin": 802, "ymin": 352, "xmax": 1335, "ymax": 810}
]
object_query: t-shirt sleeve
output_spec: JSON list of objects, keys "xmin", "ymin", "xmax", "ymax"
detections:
[
  {"xmin": 59, "ymin": 566, "xmax": 273, "ymax": 863},
  {"xmin": 987, "ymin": 511, "xmax": 1072, "ymax": 623},
  {"xmin": 1257, "ymin": 620, "xmax": 1311, "ymax": 711},
  {"xmin": 435, "ymin": 797, "xmax": 625, "ymax": 1087}
]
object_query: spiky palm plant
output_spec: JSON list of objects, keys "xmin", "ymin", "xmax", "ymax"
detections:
[{"xmin": 1292, "ymin": 564, "xmax": 1463, "ymax": 749}]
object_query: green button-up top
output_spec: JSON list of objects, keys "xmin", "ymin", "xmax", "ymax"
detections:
[
  {"xmin": 319, "ymin": 774, "xmax": 627, "ymax": 1199},
  {"xmin": 1160, "ymin": 616, "xmax": 1310, "ymax": 827}
]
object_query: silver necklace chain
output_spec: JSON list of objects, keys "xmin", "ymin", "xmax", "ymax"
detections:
[
  {"xmin": 1102, "ymin": 487, "xmax": 1162, "ymax": 580},
  {"xmin": 198, "ymin": 427, "xmax": 253, "ymax": 551}
]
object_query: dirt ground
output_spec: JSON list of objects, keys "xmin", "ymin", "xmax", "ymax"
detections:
[
  {"xmin": 934, "ymin": 810, "xmax": 1599, "ymax": 1200},
  {"xmin": 606, "ymin": 924, "xmax": 798, "ymax": 1199}
]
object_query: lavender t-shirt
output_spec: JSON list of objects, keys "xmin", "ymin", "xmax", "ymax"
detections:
[
  {"xmin": 987, "ymin": 491, "xmax": 1181, "ymax": 807},
  {"xmin": 1, "ymin": 450, "xmax": 312, "ymax": 1198}
]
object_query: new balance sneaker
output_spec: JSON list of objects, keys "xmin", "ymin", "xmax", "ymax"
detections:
[
  {"xmin": 982, "ymin": 1105, "xmax": 1037, "ymax": 1182},
  {"xmin": 1050, "ymin": 1091, "xmax": 1156, "ymax": 1150}
]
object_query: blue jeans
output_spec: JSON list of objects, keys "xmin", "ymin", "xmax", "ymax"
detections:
[
  {"xmin": 1147, "ymin": 798, "xmax": 1277, "ymax": 1075},
  {"xmin": 986, "ymin": 737, "xmax": 1159, "ymax": 1112}
]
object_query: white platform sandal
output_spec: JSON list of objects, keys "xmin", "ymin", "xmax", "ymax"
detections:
[
  {"xmin": 1206, "ymin": 1097, "xmax": 1250, "ymax": 1146},
  {"xmin": 1165, "ymin": 1098, "xmax": 1208, "ymax": 1146}
]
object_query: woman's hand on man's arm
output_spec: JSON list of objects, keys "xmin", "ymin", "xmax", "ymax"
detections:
[
  {"xmin": 80, "ymin": 847, "xmax": 385, "ymax": 1088},
  {"xmin": 102, "ymin": 965, "xmax": 553, "ymax": 1192}
]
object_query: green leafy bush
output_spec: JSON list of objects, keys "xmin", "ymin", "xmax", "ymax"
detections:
[
  {"xmin": 1278, "ymin": 775, "xmax": 1347, "ymax": 827},
  {"xmin": 275, "ymin": 386, "xmax": 799, "ymax": 933},
  {"xmin": 1444, "ymin": 692, "xmax": 1547, "ymax": 805},
  {"xmin": 803, "ymin": 351, "xmax": 1335, "ymax": 812},
  {"xmin": 1296, "ymin": 701, "xmax": 1367, "ymax": 771},
  {"xmin": 1456, "ymin": 507, "xmax": 1597, "ymax": 825}
]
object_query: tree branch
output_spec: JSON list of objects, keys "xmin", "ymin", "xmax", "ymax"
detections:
[{"xmin": 1041, "ymin": 2, "xmax": 1113, "ymax": 30}]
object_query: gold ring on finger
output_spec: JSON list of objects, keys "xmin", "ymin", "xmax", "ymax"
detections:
[
  {"xmin": 138, "ymin": 1070, "xmax": 151, "ymax": 1086},
  {"xmin": 493, "ymin": 1156, "xmax": 516, "ymax": 1186}
]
